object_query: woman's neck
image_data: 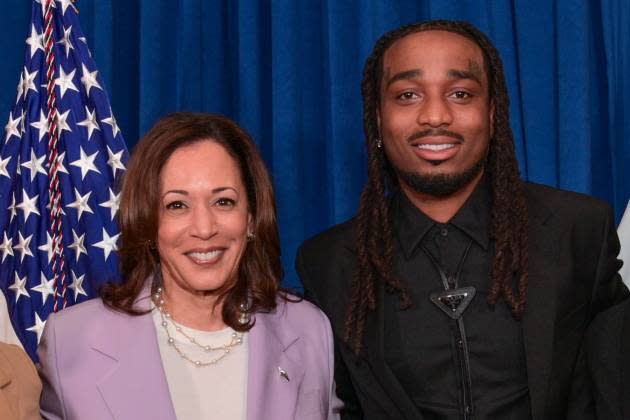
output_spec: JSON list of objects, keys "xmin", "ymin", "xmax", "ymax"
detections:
[{"xmin": 160, "ymin": 287, "xmax": 227, "ymax": 331}]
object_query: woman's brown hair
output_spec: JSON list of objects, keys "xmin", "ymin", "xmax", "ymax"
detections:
[{"xmin": 101, "ymin": 112, "xmax": 282, "ymax": 331}]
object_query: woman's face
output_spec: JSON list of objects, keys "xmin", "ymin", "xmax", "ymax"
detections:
[{"xmin": 157, "ymin": 140, "xmax": 251, "ymax": 300}]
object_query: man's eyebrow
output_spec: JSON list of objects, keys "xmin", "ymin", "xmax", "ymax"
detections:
[
  {"xmin": 385, "ymin": 69, "xmax": 423, "ymax": 88},
  {"xmin": 447, "ymin": 59, "xmax": 484, "ymax": 84}
]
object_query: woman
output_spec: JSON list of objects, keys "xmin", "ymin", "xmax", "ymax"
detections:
[{"xmin": 39, "ymin": 113, "xmax": 341, "ymax": 420}]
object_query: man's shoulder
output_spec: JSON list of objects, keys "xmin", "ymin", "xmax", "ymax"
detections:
[
  {"xmin": 298, "ymin": 217, "xmax": 356, "ymax": 259},
  {"xmin": 524, "ymin": 181, "xmax": 612, "ymax": 223}
]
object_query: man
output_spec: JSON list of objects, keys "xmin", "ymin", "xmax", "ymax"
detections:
[{"xmin": 297, "ymin": 20, "xmax": 628, "ymax": 420}]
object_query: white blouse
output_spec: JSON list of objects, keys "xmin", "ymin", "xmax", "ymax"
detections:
[{"xmin": 152, "ymin": 309, "xmax": 249, "ymax": 420}]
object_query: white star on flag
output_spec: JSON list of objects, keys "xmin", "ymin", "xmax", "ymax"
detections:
[
  {"xmin": 20, "ymin": 68, "xmax": 39, "ymax": 101},
  {"xmin": 76, "ymin": 106, "xmax": 100, "ymax": 140},
  {"xmin": 7, "ymin": 193, "xmax": 17, "ymax": 223},
  {"xmin": 13, "ymin": 232, "xmax": 34, "ymax": 263},
  {"xmin": 107, "ymin": 146, "xmax": 126, "ymax": 176},
  {"xmin": 67, "ymin": 188, "xmax": 93, "ymax": 220},
  {"xmin": 30, "ymin": 110, "xmax": 49, "ymax": 142},
  {"xmin": 80, "ymin": 64, "xmax": 102, "ymax": 96},
  {"xmin": 25, "ymin": 25, "xmax": 44, "ymax": 58},
  {"xmin": 31, "ymin": 273, "xmax": 55, "ymax": 305},
  {"xmin": 99, "ymin": 188, "xmax": 121, "ymax": 221},
  {"xmin": 21, "ymin": 149, "xmax": 47, "ymax": 182},
  {"xmin": 57, "ymin": 25, "xmax": 74, "ymax": 57},
  {"xmin": 58, "ymin": 0, "xmax": 78, "ymax": 15},
  {"xmin": 0, "ymin": 232, "xmax": 13, "ymax": 262},
  {"xmin": 53, "ymin": 151, "xmax": 69, "ymax": 175},
  {"xmin": 101, "ymin": 112, "xmax": 120, "ymax": 138},
  {"xmin": 93, "ymin": 228, "xmax": 120, "ymax": 260},
  {"xmin": 26, "ymin": 312, "xmax": 46, "ymax": 344},
  {"xmin": 70, "ymin": 146, "xmax": 100, "ymax": 180},
  {"xmin": 56, "ymin": 109, "xmax": 73, "ymax": 133},
  {"xmin": 9, "ymin": 273, "xmax": 30, "ymax": 303},
  {"xmin": 16, "ymin": 190, "xmax": 40, "ymax": 221},
  {"xmin": 69, "ymin": 229, "xmax": 87, "ymax": 261},
  {"xmin": 69, "ymin": 270, "xmax": 87, "ymax": 299},
  {"xmin": 4, "ymin": 111, "xmax": 22, "ymax": 142},
  {"xmin": 55, "ymin": 66, "xmax": 79, "ymax": 99},
  {"xmin": 0, "ymin": 156, "xmax": 11, "ymax": 179},
  {"xmin": 38, "ymin": 232, "xmax": 54, "ymax": 263}
]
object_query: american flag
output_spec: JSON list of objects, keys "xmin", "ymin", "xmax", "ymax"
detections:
[{"xmin": 0, "ymin": 0, "xmax": 128, "ymax": 361}]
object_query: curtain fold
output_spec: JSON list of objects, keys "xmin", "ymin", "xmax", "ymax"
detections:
[{"xmin": 0, "ymin": 0, "xmax": 628, "ymax": 288}]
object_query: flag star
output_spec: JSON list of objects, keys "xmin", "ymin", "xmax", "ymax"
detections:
[
  {"xmin": 0, "ymin": 155, "xmax": 11, "ymax": 179},
  {"xmin": 99, "ymin": 188, "xmax": 120, "ymax": 220},
  {"xmin": 93, "ymin": 228, "xmax": 120, "ymax": 260},
  {"xmin": 77, "ymin": 106, "xmax": 100, "ymax": 140},
  {"xmin": 70, "ymin": 147, "xmax": 100, "ymax": 180},
  {"xmin": 16, "ymin": 189, "xmax": 40, "ymax": 221},
  {"xmin": 35, "ymin": 0, "xmax": 56, "ymax": 16},
  {"xmin": 101, "ymin": 112, "xmax": 120, "ymax": 138},
  {"xmin": 13, "ymin": 232, "xmax": 34, "ymax": 263},
  {"xmin": 69, "ymin": 229, "xmax": 87, "ymax": 261},
  {"xmin": 55, "ymin": 66, "xmax": 79, "ymax": 99},
  {"xmin": 57, "ymin": 25, "xmax": 74, "ymax": 57},
  {"xmin": 31, "ymin": 273, "xmax": 55, "ymax": 305},
  {"xmin": 56, "ymin": 109, "xmax": 73, "ymax": 133},
  {"xmin": 21, "ymin": 149, "xmax": 47, "ymax": 182},
  {"xmin": 69, "ymin": 270, "xmax": 87, "ymax": 299},
  {"xmin": 20, "ymin": 67, "xmax": 39, "ymax": 100},
  {"xmin": 18, "ymin": 109, "xmax": 27, "ymax": 135},
  {"xmin": 9, "ymin": 273, "xmax": 30, "ymax": 303},
  {"xmin": 54, "ymin": 151, "xmax": 69, "ymax": 175},
  {"xmin": 4, "ymin": 111, "xmax": 22, "ymax": 142},
  {"xmin": 107, "ymin": 146, "xmax": 125, "ymax": 176},
  {"xmin": 15, "ymin": 157, "xmax": 20, "ymax": 175},
  {"xmin": 38, "ymin": 232, "xmax": 54, "ymax": 263},
  {"xmin": 26, "ymin": 312, "xmax": 46, "ymax": 344},
  {"xmin": 25, "ymin": 25, "xmax": 44, "ymax": 58},
  {"xmin": 15, "ymin": 72, "xmax": 24, "ymax": 102},
  {"xmin": 30, "ymin": 110, "xmax": 49, "ymax": 142},
  {"xmin": 58, "ymin": 0, "xmax": 77, "ymax": 15},
  {"xmin": 0, "ymin": 232, "xmax": 13, "ymax": 262},
  {"xmin": 7, "ymin": 193, "xmax": 17, "ymax": 222},
  {"xmin": 80, "ymin": 64, "xmax": 102, "ymax": 96},
  {"xmin": 67, "ymin": 188, "xmax": 93, "ymax": 220}
]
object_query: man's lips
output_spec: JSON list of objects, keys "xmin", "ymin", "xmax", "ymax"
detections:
[{"xmin": 407, "ymin": 130, "xmax": 464, "ymax": 161}]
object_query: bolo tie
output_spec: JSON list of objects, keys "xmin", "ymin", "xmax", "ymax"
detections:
[{"xmin": 421, "ymin": 238, "xmax": 476, "ymax": 419}]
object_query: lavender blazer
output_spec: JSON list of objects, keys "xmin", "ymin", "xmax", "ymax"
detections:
[{"xmin": 38, "ymin": 291, "xmax": 342, "ymax": 420}]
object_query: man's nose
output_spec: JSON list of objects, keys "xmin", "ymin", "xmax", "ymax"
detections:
[{"xmin": 417, "ymin": 95, "xmax": 453, "ymax": 127}]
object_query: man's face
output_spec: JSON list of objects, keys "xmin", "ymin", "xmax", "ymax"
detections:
[{"xmin": 378, "ymin": 30, "xmax": 494, "ymax": 197}]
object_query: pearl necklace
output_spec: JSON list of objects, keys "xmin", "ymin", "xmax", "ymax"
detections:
[{"xmin": 153, "ymin": 287, "xmax": 244, "ymax": 367}]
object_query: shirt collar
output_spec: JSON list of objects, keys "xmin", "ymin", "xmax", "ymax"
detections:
[{"xmin": 392, "ymin": 176, "xmax": 492, "ymax": 259}]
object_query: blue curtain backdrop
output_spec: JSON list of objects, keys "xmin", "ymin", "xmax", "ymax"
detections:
[{"xmin": 1, "ymin": 0, "xmax": 628, "ymax": 289}]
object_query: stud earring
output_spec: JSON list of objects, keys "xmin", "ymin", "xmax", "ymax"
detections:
[
  {"xmin": 246, "ymin": 231, "xmax": 255, "ymax": 242},
  {"xmin": 376, "ymin": 137, "xmax": 383, "ymax": 149}
]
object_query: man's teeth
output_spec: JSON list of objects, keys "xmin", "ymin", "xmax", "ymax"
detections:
[
  {"xmin": 417, "ymin": 143, "xmax": 456, "ymax": 151},
  {"xmin": 188, "ymin": 250, "xmax": 223, "ymax": 261}
]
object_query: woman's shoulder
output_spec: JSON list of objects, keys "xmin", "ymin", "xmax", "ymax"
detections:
[
  {"xmin": 46, "ymin": 298, "xmax": 128, "ymax": 337},
  {"xmin": 269, "ymin": 293, "xmax": 331, "ymax": 331}
]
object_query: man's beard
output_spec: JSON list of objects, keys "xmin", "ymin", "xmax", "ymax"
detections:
[{"xmin": 394, "ymin": 157, "xmax": 485, "ymax": 197}]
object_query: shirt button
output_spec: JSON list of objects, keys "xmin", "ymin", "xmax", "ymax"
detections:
[{"xmin": 440, "ymin": 227, "xmax": 448, "ymax": 237}]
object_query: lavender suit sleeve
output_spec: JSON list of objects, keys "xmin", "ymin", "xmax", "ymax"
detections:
[
  {"xmin": 38, "ymin": 312, "xmax": 67, "ymax": 420},
  {"xmin": 320, "ymin": 309, "xmax": 343, "ymax": 420}
]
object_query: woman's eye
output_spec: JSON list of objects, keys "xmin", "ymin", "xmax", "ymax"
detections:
[
  {"xmin": 216, "ymin": 198, "xmax": 236, "ymax": 207},
  {"xmin": 165, "ymin": 201, "xmax": 186, "ymax": 210}
]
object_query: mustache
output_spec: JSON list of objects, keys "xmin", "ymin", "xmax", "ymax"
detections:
[{"xmin": 406, "ymin": 129, "xmax": 465, "ymax": 143}]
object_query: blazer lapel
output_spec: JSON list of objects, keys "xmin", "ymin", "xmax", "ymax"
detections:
[
  {"xmin": 522, "ymin": 202, "xmax": 557, "ymax": 420},
  {"xmin": 92, "ymin": 295, "xmax": 177, "ymax": 420},
  {"xmin": 247, "ymin": 306, "xmax": 304, "ymax": 420},
  {"xmin": 362, "ymin": 281, "xmax": 424, "ymax": 420}
]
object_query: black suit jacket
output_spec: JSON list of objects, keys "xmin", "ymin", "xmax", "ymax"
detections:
[{"xmin": 296, "ymin": 182, "xmax": 629, "ymax": 420}]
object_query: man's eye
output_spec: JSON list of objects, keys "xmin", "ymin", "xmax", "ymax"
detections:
[
  {"xmin": 452, "ymin": 91, "xmax": 472, "ymax": 100},
  {"xmin": 397, "ymin": 91, "xmax": 418, "ymax": 101},
  {"xmin": 166, "ymin": 201, "xmax": 186, "ymax": 210}
]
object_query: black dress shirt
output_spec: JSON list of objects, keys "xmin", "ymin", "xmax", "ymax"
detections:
[{"xmin": 384, "ymin": 179, "xmax": 532, "ymax": 419}]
